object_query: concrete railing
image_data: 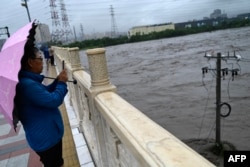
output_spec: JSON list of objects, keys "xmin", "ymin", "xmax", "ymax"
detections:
[{"xmin": 52, "ymin": 46, "xmax": 215, "ymax": 167}]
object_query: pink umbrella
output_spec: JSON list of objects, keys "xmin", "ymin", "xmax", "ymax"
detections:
[{"xmin": 0, "ymin": 21, "xmax": 34, "ymax": 125}]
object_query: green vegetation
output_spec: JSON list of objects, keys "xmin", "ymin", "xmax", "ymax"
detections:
[
  {"xmin": 63, "ymin": 17, "xmax": 250, "ymax": 50},
  {"xmin": 64, "ymin": 36, "xmax": 129, "ymax": 49}
]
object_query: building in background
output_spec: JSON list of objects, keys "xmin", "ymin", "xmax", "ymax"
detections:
[
  {"xmin": 128, "ymin": 23, "xmax": 175, "ymax": 37},
  {"xmin": 210, "ymin": 9, "xmax": 227, "ymax": 19},
  {"xmin": 174, "ymin": 18, "xmax": 224, "ymax": 29},
  {"xmin": 35, "ymin": 23, "xmax": 51, "ymax": 43},
  {"xmin": 0, "ymin": 24, "xmax": 50, "ymax": 50},
  {"xmin": 237, "ymin": 13, "xmax": 250, "ymax": 20}
]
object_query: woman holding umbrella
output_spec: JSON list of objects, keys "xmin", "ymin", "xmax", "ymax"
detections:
[{"xmin": 13, "ymin": 23, "xmax": 68, "ymax": 167}]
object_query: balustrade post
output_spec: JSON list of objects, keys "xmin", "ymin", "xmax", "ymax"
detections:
[
  {"xmin": 52, "ymin": 46, "xmax": 61, "ymax": 68},
  {"xmin": 86, "ymin": 48, "xmax": 114, "ymax": 89},
  {"xmin": 67, "ymin": 47, "xmax": 84, "ymax": 80},
  {"xmin": 62, "ymin": 48, "xmax": 69, "ymax": 69},
  {"xmin": 68, "ymin": 47, "xmax": 84, "ymax": 71},
  {"xmin": 66, "ymin": 47, "xmax": 85, "ymax": 126},
  {"xmin": 86, "ymin": 48, "xmax": 116, "ymax": 166}
]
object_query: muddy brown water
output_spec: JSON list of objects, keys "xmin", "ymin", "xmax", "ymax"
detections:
[{"xmin": 80, "ymin": 27, "xmax": 250, "ymax": 159}]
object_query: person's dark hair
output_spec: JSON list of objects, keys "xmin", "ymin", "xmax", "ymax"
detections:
[
  {"xmin": 19, "ymin": 23, "xmax": 39, "ymax": 78},
  {"xmin": 13, "ymin": 22, "xmax": 39, "ymax": 131}
]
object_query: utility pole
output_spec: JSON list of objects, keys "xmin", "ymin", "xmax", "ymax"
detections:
[
  {"xmin": 80, "ymin": 24, "xmax": 84, "ymax": 41},
  {"xmin": 59, "ymin": 0, "xmax": 72, "ymax": 42},
  {"xmin": 215, "ymin": 53, "xmax": 221, "ymax": 146},
  {"xmin": 202, "ymin": 51, "xmax": 239, "ymax": 152},
  {"xmin": 110, "ymin": 5, "xmax": 118, "ymax": 38},
  {"xmin": 73, "ymin": 26, "xmax": 77, "ymax": 42},
  {"xmin": 21, "ymin": 0, "xmax": 31, "ymax": 22},
  {"xmin": 49, "ymin": 0, "xmax": 61, "ymax": 42}
]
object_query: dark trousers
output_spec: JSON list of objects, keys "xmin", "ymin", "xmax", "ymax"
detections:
[
  {"xmin": 50, "ymin": 56, "xmax": 55, "ymax": 65},
  {"xmin": 36, "ymin": 140, "xmax": 64, "ymax": 167}
]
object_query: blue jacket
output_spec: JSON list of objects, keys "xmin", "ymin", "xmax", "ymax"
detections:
[{"xmin": 16, "ymin": 70, "xmax": 68, "ymax": 152}]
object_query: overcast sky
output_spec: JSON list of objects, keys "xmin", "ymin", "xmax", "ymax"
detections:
[{"xmin": 0, "ymin": 0, "xmax": 250, "ymax": 39}]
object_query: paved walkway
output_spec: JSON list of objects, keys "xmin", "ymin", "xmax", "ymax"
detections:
[{"xmin": 0, "ymin": 63, "xmax": 94, "ymax": 167}]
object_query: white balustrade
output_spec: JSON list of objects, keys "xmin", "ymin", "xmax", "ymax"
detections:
[{"xmin": 52, "ymin": 46, "xmax": 215, "ymax": 167}]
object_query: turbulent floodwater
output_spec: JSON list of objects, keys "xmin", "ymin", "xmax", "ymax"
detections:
[{"xmin": 79, "ymin": 27, "xmax": 250, "ymax": 153}]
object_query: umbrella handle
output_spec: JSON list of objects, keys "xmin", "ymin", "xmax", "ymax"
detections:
[{"xmin": 44, "ymin": 76, "xmax": 77, "ymax": 84}]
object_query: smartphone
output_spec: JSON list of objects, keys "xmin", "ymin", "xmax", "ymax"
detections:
[{"xmin": 62, "ymin": 60, "xmax": 64, "ymax": 70}]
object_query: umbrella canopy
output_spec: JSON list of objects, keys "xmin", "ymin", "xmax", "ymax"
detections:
[{"xmin": 0, "ymin": 21, "xmax": 34, "ymax": 125}]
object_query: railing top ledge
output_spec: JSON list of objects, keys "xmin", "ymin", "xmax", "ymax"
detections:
[
  {"xmin": 67, "ymin": 47, "xmax": 79, "ymax": 51},
  {"xmin": 86, "ymin": 48, "xmax": 106, "ymax": 55}
]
